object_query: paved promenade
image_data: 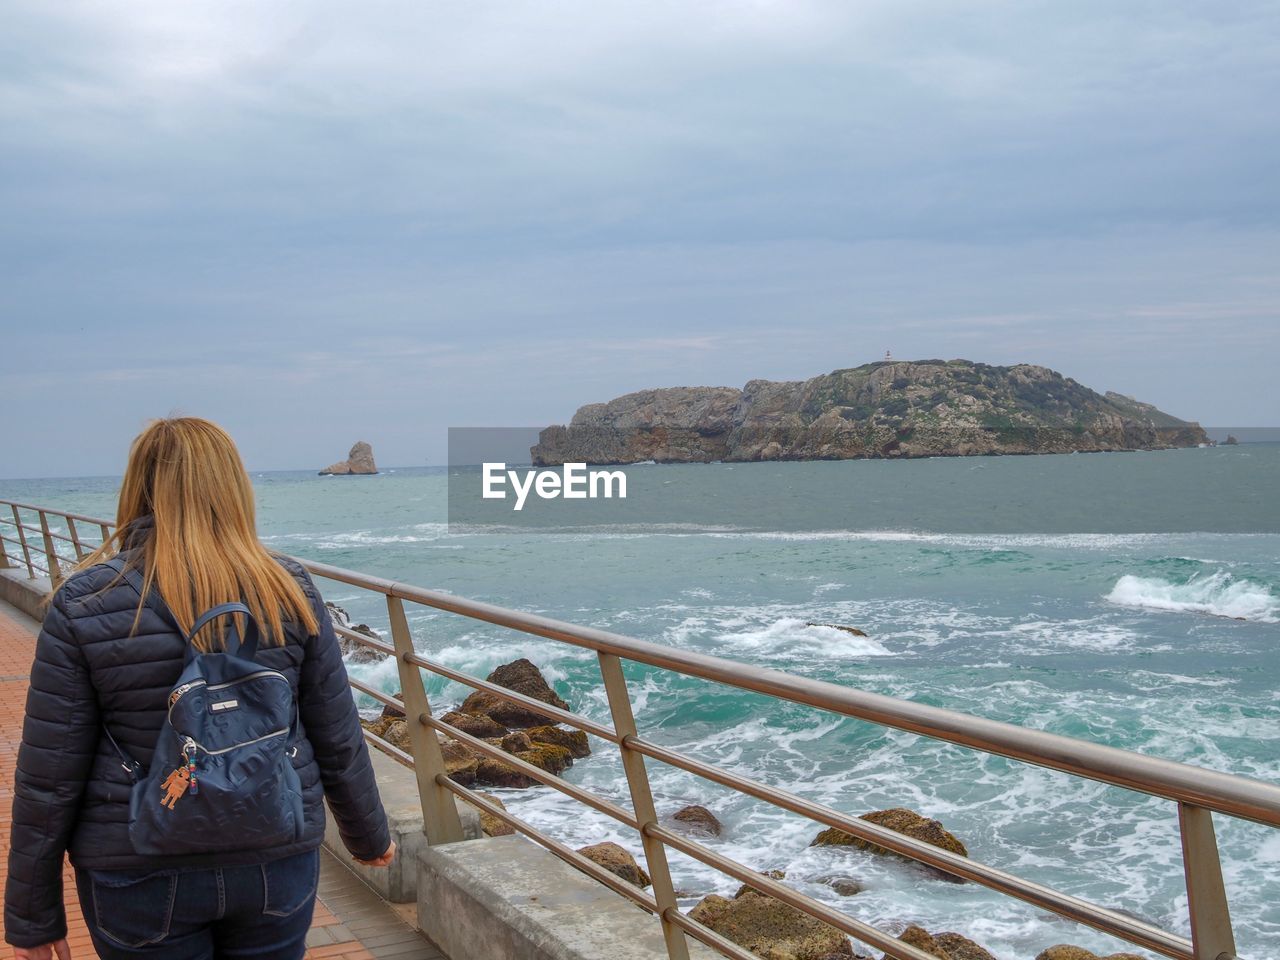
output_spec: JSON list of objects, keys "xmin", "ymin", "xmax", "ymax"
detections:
[{"xmin": 0, "ymin": 600, "xmax": 444, "ymax": 960}]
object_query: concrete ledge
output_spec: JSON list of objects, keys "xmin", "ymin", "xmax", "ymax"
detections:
[
  {"xmin": 324, "ymin": 746, "xmax": 481, "ymax": 902},
  {"xmin": 0, "ymin": 569, "xmax": 51, "ymax": 622},
  {"xmin": 417, "ymin": 834, "xmax": 719, "ymax": 960}
]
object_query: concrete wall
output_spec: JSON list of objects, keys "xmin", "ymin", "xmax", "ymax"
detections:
[
  {"xmin": 417, "ymin": 835, "xmax": 720, "ymax": 960},
  {"xmin": 323, "ymin": 748, "xmax": 481, "ymax": 903},
  {"xmin": 0, "ymin": 569, "xmax": 51, "ymax": 622}
]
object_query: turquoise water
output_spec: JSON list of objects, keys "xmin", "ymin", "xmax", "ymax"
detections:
[{"xmin": 6, "ymin": 445, "xmax": 1279, "ymax": 959}]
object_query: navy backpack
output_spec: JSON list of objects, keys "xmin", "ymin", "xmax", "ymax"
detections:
[{"xmin": 103, "ymin": 557, "xmax": 305, "ymax": 855}]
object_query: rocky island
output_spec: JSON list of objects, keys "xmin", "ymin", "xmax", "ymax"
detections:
[
  {"xmin": 531, "ymin": 359, "xmax": 1207, "ymax": 465},
  {"xmin": 319, "ymin": 440, "xmax": 378, "ymax": 475}
]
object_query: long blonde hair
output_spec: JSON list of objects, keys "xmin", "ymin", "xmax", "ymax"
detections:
[{"xmin": 79, "ymin": 417, "xmax": 319, "ymax": 651}]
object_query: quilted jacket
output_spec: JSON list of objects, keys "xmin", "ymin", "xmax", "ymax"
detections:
[{"xmin": 3, "ymin": 513, "xmax": 391, "ymax": 948}]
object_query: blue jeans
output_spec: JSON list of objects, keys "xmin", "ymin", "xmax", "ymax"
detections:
[{"xmin": 73, "ymin": 848, "xmax": 319, "ymax": 959}]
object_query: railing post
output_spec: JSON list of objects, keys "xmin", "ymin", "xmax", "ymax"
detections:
[
  {"xmin": 12, "ymin": 506, "xmax": 35, "ymax": 579},
  {"xmin": 1179, "ymin": 803, "xmax": 1236, "ymax": 960},
  {"xmin": 386, "ymin": 595, "xmax": 465, "ymax": 845},
  {"xmin": 66, "ymin": 516, "xmax": 85, "ymax": 560},
  {"xmin": 597, "ymin": 652, "xmax": 691, "ymax": 960},
  {"xmin": 38, "ymin": 511, "xmax": 62, "ymax": 587}
]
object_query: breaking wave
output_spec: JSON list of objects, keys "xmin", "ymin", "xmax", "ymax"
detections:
[{"xmin": 1107, "ymin": 571, "xmax": 1278, "ymax": 622}]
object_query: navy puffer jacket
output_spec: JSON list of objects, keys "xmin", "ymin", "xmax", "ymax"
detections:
[{"xmin": 3, "ymin": 513, "xmax": 390, "ymax": 949}]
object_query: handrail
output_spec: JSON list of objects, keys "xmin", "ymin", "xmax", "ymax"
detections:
[
  {"xmin": 298, "ymin": 560, "xmax": 1280, "ymax": 830},
  {"xmin": 0, "ymin": 498, "xmax": 1256, "ymax": 960}
]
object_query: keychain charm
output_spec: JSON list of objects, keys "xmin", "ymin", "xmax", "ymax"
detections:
[{"xmin": 159, "ymin": 765, "xmax": 190, "ymax": 810}]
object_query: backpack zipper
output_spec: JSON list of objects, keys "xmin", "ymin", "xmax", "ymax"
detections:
[
  {"xmin": 183, "ymin": 727, "xmax": 290, "ymax": 757},
  {"xmin": 167, "ymin": 670, "xmax": 289, "ymax": 722}
]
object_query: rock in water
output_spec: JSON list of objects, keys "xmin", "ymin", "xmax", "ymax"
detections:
[
  {"xmin": 881, "ymin": 926, "xmax": 951, "ymax": 960},
  {"xmin": 933, "ymin": 931, "xmax": 1000, "ymax": 960},
  {"xmin": 806, "ymin": 622, "xmax": 869, "ymax": 637},
  {"xmin": 325, "ymin": 602, "xmax": 388, "ymax": 663},
  {"xmin": 1035, "ymin": 948, "xmax": 1147, "ymax": 960},
  {"xmin": 671, "ymin": 804, "xmax": 723, "ymax": 837},
  {"xmin": 530, "ymin": 360, "xmax": 1208, "ymax": 464},
  {"xmin": 319, "ymin": 440, "xmax": 379, "ymax": 475},
  {"xmin": 576, "ymin": 842, "xmax": 652, "ymax": 888},
  {"xmin": 440, "ymin": 711, "xmax": 508, "ymax": 739},
  {"xmin": 466, "ymin": 792, "xmax": 515, "ymax": 837},
  {"xmin": 810, "ymin": 808, "xmax": 967, "ymax": 869},
  {"xmin": 458, "ymin": 658, "xmax": 571, "ymax": 727},
  {"xmin": 688, "ymin": 889, "xmax": 854, "ymax": 959}
]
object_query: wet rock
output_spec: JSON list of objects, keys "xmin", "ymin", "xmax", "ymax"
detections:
[
  {"xmin": 458, "ymin": 658, "xmax": 571, "ymax": 727},
  {"xmin": 379, "ymin": 691, "xmax": 405, "ymax": 720},
  {"xmin": 465, "ymin": 792, "xmax": 515, "ymax": 837},
  {"xmin": 810, "ymin": 808, "xmax": 967, "ymax": 859},
  {"xmin": 813, "ymin": 875, "xmax": 865, "ymax": 897},
  {"xmin": 806, "ymin": 622, "xmax": 868, "ymax": 637},
  {"xmin": 881, "ymin": 926, "xmax": 950, "ymax": 960},
  {"xmin": 934, "ymin": 931, "xmax": 999, "ymax": 960},
  {"xmin": 688, "ymin": 889, "xmax": 854, "ymax": 959},
  {"xmin": 440, "ymin": 710, "xmax": 508, "ymax": 739},
  {"xmin": 473, "ymin": 742, "xmax": 574, "ymax": 788},
  {"xmin": 672, "ymin": 804, "xmax": 723, "ymax": 837},
  {"xmin": 474, "ymin": 757, "xmax": 541, "ymax": 789},
  {"xmin": 577, "ymin": 842, "xmax": 651, "ymax": 888},
  {"xmin": 439, "ymin": 738, "xmax": 479, "ymax": 785},
  {"xmin": 500, "ymin": 731, "xmax": 534, "ymax": 753},
  {"xmin": 1034, "ymin": 948, "xmax": 1146, "ymax": 960},
  {"xmin": 733, "ymin": 869, "xmax": 786, "ymax": 899},
  {"xmin": 326, "ymin": 602, "xmax": 388, "ymax": 663},
  {"xmin": 526, "ymin": 724, "xmax": 591, "ymax": 758}
]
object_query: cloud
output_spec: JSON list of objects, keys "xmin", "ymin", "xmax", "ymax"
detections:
[{"xmin": 1, "ymin": 1, "xmax": 1278, "ymax": 475}]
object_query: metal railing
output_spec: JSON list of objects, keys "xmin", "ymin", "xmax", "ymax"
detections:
[{"xmin": 3, "ymin": 499, "xmax": 1273, "ymax": 960}]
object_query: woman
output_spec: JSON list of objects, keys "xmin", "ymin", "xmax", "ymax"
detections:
[{"xmin": 4, "ymin": 418, "xmax": 394, "ymax": 959}]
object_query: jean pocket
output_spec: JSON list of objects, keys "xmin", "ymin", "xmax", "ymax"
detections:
[
  {"xmin": 261, "ymin": 850, "xmax": 320, "ymax": 917},
  {"xmin": 89, "ymin": 869, "xmax": 178, "ymax": 947}
]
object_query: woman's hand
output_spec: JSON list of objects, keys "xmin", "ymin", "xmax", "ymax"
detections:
[
  {"xmin": 13, "ymin": 940, "xmax": 71, "ymax": 960},
  {"xmin": 354, "ymin": 841, "xmax": 396, "ymax": 867}
]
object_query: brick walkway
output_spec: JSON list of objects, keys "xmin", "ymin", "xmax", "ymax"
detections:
[{"xmin": 0, "ymin": 599, "xmax": 444, "ymax": 960}]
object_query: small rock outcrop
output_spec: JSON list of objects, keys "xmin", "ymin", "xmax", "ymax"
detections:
[
  {"xmin": 1224, "ymin": 434, "xmax": 1239, "ymax": 445},
  {"xmin": 806, "ymin": 623, "xmax": 869, "ymax": 637},
  {"xmin": 813, "ymin": 875, "xmax": 865, "ymax": 897},
  {"xmin": 1034, "ymin": 948, "xmax": 1147, "ymax": 960},
  {"xmin": 319, "ymin": 440, "xmax": 378, "ymax": 475},
  {"xmin": 880, "ymin": 926, "xmax": 999, "ymax": 960},
  {"xmin": 688, "ymin": 889, "xmax": 854, "ymax": 960},
  {"xmin": 326, "ymin": 602, "xmax": 388, "ymax": 663},
  {"xmin": 526, "ymin": 724, "xmax": 591, "ymax": 758},
  {"xmin": 810, "ymin": 808, "xmax": 967, "ymax": 859},
  {"xmin": 577, "ymin": 842, "xmax": 652, "ymax": 888},
  {"xmin": 358, "ymin": 658, "xmax": 586, "ymax": 790},
  {"xmin": 882, "ymin": 926, "xmax": 951, "ymax": 960},
  {"xmin": 440, "ymin": 710, "xmax": 508, "ymax": 739},
  {"xmin": 733, "ymin": 869, "xmax": 786, "ymax": 900},
  {"xmin": 671, "ymin": 804, "xmax": 723, "ymax": 837},
  {"xmin": 458, "ymin": 658, "xmax": 571, "ymax": 727},
  {"xmin": 466, "ymin": 792, "xmax": 515, "ymax": 837},
  {"xmin": 933, "ymin": 930, "xmax": 1000, "ymax": 960}
]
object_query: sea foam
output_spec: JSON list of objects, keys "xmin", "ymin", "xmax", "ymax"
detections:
[{"xmin": 1107, "ymin": 570, "xmax": 1278, "ymax": 622}]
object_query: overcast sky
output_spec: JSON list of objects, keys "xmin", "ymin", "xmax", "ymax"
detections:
[{"xmin": 2, "ymin": 1, "xmax": 1277, "ymax": 477}]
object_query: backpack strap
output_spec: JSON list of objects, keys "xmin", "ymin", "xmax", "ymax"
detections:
[{"xmin": 188, "ymin": 602, "xmax": 262, "ymax": 661}]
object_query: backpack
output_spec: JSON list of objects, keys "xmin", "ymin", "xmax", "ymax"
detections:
[{"xmin": 102, "ymin": 557, "xmax": 305, "ymax": 856}]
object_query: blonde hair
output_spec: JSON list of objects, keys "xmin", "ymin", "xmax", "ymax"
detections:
[{"xmin": 78, "ymin": 417, "xmax": 319, "ymax": 651}]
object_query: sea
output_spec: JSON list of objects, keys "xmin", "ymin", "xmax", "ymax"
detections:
[{"xmin": 6, "ymin": 444, "xmax": 1278, "ymax": 960}]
